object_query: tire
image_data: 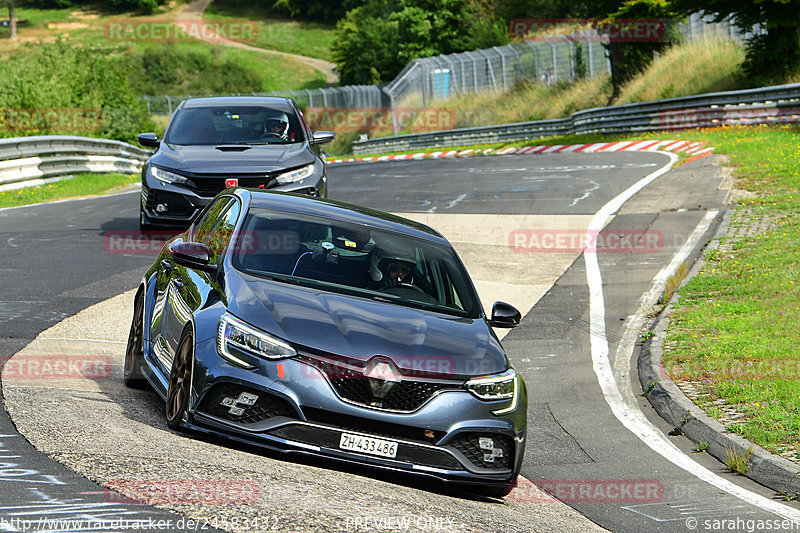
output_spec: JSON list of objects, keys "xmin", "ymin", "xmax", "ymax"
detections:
[
  {"xmin": 123, "ymin": 289, "xmax": 148, "ymax": 389},
  {"xmin": 166, "ymin": 327, "xmax": 194, "ymax": 431}
]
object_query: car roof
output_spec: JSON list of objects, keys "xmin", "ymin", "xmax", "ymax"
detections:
[
  {"xmin": 182, "ymin": 96, "xmax": 294, "ymax": 110},
  {"xmin": 236, "ymin": 190, "xmax": 447, "ymax": 244}
]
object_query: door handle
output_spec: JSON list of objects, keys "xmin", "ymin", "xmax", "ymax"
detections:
[
  {"xmin": 173, "ymin": 279, "xmax": 184, "ymax": 289},
  {"xmin": 160, "ymin": 259, "xmax": 171, "ymax": 270}
]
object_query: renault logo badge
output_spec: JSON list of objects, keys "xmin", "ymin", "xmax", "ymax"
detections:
[{"xmin": 364, "ymin": 357, "xmax": 400, "ymax": 399}]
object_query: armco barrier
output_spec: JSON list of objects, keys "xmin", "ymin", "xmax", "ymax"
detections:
[
  {"xmin": 0, "ymin": 136, "xmax": 152, "ymax": 188},
  {"xmin": 353, "ymin": 82, "xmax": 800, "ymax": 155}
]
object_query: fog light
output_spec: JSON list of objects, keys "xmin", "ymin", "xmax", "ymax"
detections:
[
  {"xmin": 155, "ymin": 203, "xmax": 168, "ymax": 214},
  {"xmin": 220, "ymin": 392, "xmax": 259, "ymax": 416}
]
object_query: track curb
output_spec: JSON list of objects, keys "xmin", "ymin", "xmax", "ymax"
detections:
[
  {"xmin": 329, "ymin": 139, "xmax": 714, "ymax": 164},
  {"xmin": 639, "ymin": 210, "xmax": 800, "ymax": 497}
]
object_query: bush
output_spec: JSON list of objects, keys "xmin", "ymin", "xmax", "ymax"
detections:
[
  {"xmin": 0, "ymin": 40, "xmax": 154, "ymax": 143},
  {"xmin": 125, "ymin": 45, "xmax": 266, "ymax": 96}
]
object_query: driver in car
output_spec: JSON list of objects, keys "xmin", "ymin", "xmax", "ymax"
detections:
[
  {"xmin": 263, "ymin": 112, "xmax": 290, "ymax": 141},
  {"xmin": 369, "ymin": 249, "xmax": 418, "ymax": 290}
]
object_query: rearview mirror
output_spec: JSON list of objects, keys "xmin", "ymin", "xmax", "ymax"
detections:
[
  {"xmin": 489, "ymin": 301, "xmax": 521, "ymax": 328},
  {"xmin": 310, "ymin": 131, "xmax": 336, "ymax": 145},
  {"xmin": 137, "ymin": 132, "xmax": 160, "ymax": 148},
  {"xmin": 169, "ymin": 240, "xmax": 214, "ymax": 272}
]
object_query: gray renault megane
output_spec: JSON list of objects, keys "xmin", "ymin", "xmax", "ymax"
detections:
[{"xmin": 124, "ymin": 188, "xmax": 526, "ymax": 496}]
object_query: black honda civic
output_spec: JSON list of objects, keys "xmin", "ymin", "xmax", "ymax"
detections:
[
  {"xmin": 137, "ymin": 96, "xmax": 334, "ymax": 230},
  {"xmin": 124, "ymin": 188, "xmax": 527, "ymax": 497}
]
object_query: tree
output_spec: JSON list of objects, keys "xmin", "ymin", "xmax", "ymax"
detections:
[
  {"xmin": 332, "ymin": 0, "xmax": 509, "ymax": 85},
  {"xmin": 670, "ymin": 0, "xmax": 800, "ymax": 82},
  {"xmin": 8, "ymin": 1, "xmax": 15, "ymax": 39},
  {"xmin": 271, "ymin": 0, "xmax": 365, "ymax": 24},
  {"xmin": 599, "ymin": 0, "xmax": 679, "ymax": 99}
]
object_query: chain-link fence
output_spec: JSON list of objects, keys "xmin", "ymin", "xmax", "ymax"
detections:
[
  {"xmin": 144, "ymin": 85, "xmax": 387, "ymax": 118},
  {"xmin": 144, "ymin": 13, "xmax": 761, "ymax": 134}
]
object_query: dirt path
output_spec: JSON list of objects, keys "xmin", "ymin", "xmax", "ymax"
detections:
[{"xmin": 175, "ymin": 0, "xmax": 338, "ymax": 85}]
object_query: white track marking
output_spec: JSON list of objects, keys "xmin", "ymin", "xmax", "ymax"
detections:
[{"xmin": 584, "ymin": 152, "xmax": 800, "ymax": 521}]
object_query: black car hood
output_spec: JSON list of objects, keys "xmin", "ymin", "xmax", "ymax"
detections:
[
  {"xmin": 151, "ymin": 143, "xmax": 314, "ymax": 174},
  {"xmin": 225, "ymin": 271, "xmax": 508, "ymax": 378}
]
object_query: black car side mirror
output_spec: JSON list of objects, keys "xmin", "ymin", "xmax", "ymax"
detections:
[
  {"xmin": 137, "ymin": 132, "xmax": 160, "ymax": 148},
  {"xmin": 310, "ymin": 131, "xmax": 336, "ymax": 145},
  {"xmin": 169, "ymin": 240, "xmax": 215, "ymax": 272},
  {"xmin": 489, "ymin": 301, "xmax": 521, "ymax": 328}
]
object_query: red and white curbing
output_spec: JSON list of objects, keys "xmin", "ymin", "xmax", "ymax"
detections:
[{"xmin": 329, "ymin": 139, "xmax": 714, "ymax": 164}]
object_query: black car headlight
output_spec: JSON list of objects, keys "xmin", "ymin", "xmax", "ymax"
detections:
[
  {"xmin": 217, "ymin": 314, "xmax": 296, "ymax": 367},
  {"xmin": 275, "ymin": 163, "xmax": 314, "ymax": 185},
  {"xmin": 151, "ymin": 166, "xmax": 189, "ymax": 185},
  {"xmin": 465, "ymin": 369, "xmax": 519, "ymax": 415}
]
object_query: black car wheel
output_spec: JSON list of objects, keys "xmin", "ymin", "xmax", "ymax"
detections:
[
  {"xmin": 124, "ymin": 289, "xmax": 148, "ymax": 389},
  {"xmin": 166, "ymin": 328, "xmax": 193, "ymax": 430}
]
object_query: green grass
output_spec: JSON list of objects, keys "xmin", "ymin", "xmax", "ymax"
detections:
[
  {"xmin": 202, "ymin": 11, "xmax": 336, "ymax": 62},
  {"xmin": 126, "ymin": 42, "xmax": 326, "ymax": 95},
  {"xmin": 616, "ymin": 37, "xmax": 746, "ymax": 103},
  {"xmin": 0, "ymin": 6, "xmax": 327, "ymax": 95},
  {"xmin": 0, "ymin": 173, "xmax": 138, "ymax": 208},
  {"xmin": 654, "ymin": 125, "xmax": 800, "ymax": 458}
]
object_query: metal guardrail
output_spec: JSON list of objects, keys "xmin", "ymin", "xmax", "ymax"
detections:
[
  {"xmin": 353, "ymin": 82, "xmax": 800, "ymax": 154},
  {"xmin": 0, "ymin": 136, "xmax": 152, "ymax": 188}
]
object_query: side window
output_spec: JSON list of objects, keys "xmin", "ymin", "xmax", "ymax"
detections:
[
  {"xmin": 193, "ymin": 198, "xmax": 233, "ymax": 244},
  {"xmin": 204, "ymin": 201, "xmax": 241, "ymax": 264}
]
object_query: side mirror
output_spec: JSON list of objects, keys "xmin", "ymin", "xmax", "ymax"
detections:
[
  {"xmin": 310, "ymin": 131, "xmax": 336, "ymax": 145},
  {"xmin": 489, "ymin": 301, "xmax": 521, "ymax": 328},
  {"xmin": 137, "ymin": 132, "xmax": 160, "ymax": 148},
  {"xmin": 169, "ymin": 240, "xmax": 214, "ymax": 272}
]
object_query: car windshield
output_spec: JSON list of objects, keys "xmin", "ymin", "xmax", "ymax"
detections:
[
  {"xmin": 165, "ymin": 105, "xmax": 305, "ymax": 145},
  {"xmin": 231, "ymin": 208, "xmax": 480, "ymax": 318}
]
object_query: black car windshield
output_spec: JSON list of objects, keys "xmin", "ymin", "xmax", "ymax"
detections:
[
  {"xmin": 231, "ymin": 208, "xmax": 481, "ymax": 318},
  {"xmin": 165, "ymin": 106, "xmax": 305, "ymax": 145}
]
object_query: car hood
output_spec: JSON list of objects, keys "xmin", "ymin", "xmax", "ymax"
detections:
[
  {"xmin": 225, "ymin": 271, "xmax": 508, "ymax": 378},
  {"xmin": 152, "ymin": 143, "xmax": 314, "ymax": 174}
]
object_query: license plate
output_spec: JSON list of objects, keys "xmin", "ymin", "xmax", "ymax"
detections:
[{"xmin": 339, "ymin": 432, "xmax": 398, "ymax": 458}]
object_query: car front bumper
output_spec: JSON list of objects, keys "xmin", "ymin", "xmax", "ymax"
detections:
[
  {"xmin": 140, "ymin": 165, "xmax": 327, "ymax": 227},
  {"xmin": 185, "ymin": 340, "xmax": 527, "ymax": 487}
]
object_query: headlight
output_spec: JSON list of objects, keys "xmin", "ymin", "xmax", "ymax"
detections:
[
  {"xmin": 275, "ymin": 163, "xmax": 314, "ymax": 185},
  {"xmin": 466, "ymin": 369, "xmax": 519, "ymax": 415},
  {"xmin": 217, "ymin": 314, "xmax": 296, "ymax": 367},
  {"xmin": 151, "ymin": 166, "xmax": 189, "ymax": 185}
]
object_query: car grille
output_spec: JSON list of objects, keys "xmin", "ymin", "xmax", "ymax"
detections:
[
  {"xmin": 189, "ymin": 175, "xmax": 277, "ymax": 197},
  {"xmin": 197, "ymin": 383, "xmax": 296, "ymax": 424},
  {"xmin": 310, "ymin": 359, "xmax": 463, "ymax": 412},
  {"xmin": 450, "ymin": 433, "xmax": 514, "ymax": 470},
  {"xmin": 301, "ymin": 406, "xmax": 446, "ymax": 444}
]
